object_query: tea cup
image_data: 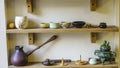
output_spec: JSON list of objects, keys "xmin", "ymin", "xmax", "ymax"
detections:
[
  {"xmin": 61, "ymin": 22, "xmax": 71, "ymax": 28},
  {"xmin": 49, "ymin": 22, "xmax": 60, "ymax": 29}
]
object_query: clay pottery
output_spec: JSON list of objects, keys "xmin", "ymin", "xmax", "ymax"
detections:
[
  {"xmin": 40, "ymin": 23, "xmax": 49, "ymax": 28},
  {"xmin": 72, "ymin": 21, "xmax": 85, "ymax": 28},
  {"xmin": 99, "ymin": 22, "xmax": 107, "ymax": 28},
  {"xmin": 89, "ymin": 58, "xmax": 97, "ymax": 65},
  {"xmin": 11, "ymin": 35, "xmax": 58, "ymax": 66},
  {"xmin": 15, "ymin": 16, "xmax": 28, "ymax": 29},
  {"xmin": 11, "ymin": 46, "xmax": 28, "ymax": 66},
  {"xmin": 49, "ymin": 22, "xmax": 60, "ymax": 29},
  {"xmin": 61, "ymin": 22, "xmax": 71, "ymax": 28}
]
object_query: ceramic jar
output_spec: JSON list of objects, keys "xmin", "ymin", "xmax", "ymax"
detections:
[
  {"xmin": 99, "ymin": 22, "xmax": 107, "ymax": 28},
  {"xmin": 15, "ymin": 16, "xmax": 28, "ymax": 29},
  {"xmin": 11, "ymin": 46, "xmax": 28, "ymax": 66}
]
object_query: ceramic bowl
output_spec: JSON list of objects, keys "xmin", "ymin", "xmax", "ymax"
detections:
[
  {"xmin": 61, "ymin": 22, "xmax": 71, "ymax": 28},
  {"xmin": 72, "ymin": 21, "xmax": 85, "ymax": 28},
  {"xmin": 40, "ymin": 23, "xmax": 49, "ymax": 28}
]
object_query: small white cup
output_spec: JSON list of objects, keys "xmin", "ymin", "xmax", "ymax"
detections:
[
  {"xmin": 15, "ymin": 16, "xmax": 28, "ymax": 29},
  {"xmin": 89, "ymin": 58, "xmax": 97, "ymax": 65},
  {"xmin": 49, "ymin": 23, "xmax": 60, "ymax": 29}
]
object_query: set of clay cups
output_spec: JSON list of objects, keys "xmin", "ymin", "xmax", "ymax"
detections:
[
  {"xmin": 40, "ymin": 23, "xmax": 60, "ymax": 29},
  {"xmin": 40, "ymin": 22, "xmax": 71, "ymax": 29}
]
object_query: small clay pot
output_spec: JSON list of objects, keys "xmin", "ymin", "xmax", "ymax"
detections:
[
  {"xmin": 61, "ymin": 22, "xmax": 71, "ymax": 28},
  {"xmin": 99, "ymin": 22, "xmax": 107, "ymax": 28}
]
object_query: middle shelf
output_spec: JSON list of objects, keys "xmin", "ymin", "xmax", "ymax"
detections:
[{"xmin": 6, "ymin": 26, "xmax": 119, "ymax": 43}]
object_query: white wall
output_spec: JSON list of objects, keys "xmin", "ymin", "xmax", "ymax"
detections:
[{"xmin": 6, "ymin": 0, "xmax": 119, "ymax": 62}]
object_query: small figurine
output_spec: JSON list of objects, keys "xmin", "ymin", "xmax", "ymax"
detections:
[
  {"xmin": 75, "ymin": 55, "xmax": 87, "ymax": 65},
  {"xmin": 60, "ymin": 58, "xmax": 68, "ymax": 66}
]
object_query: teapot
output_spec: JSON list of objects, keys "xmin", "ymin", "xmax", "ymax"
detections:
[{"xmin": 11, "ymin": 35, "xmax": 58, "ymax": 66}]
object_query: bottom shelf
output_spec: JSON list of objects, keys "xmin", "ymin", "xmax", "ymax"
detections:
[{"xmin": 9, "ymin": 62, "xmax": 118, "ymax": 68}]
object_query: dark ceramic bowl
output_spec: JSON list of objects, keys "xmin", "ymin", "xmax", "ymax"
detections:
[{"xmin": 72, "ymin": 21, "xmax": 85, "ymax": 28}]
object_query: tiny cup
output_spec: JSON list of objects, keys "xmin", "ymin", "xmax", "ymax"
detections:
[
  {"xmin": 61, "ymin": 22, "xmax": 71, "ymax": 28},
  {"xmin": 49, "ymin": 23, "xmax": 60, "ymax": 29}
]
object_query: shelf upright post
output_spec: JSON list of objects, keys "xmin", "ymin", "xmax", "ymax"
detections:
[
  {"xmin": 90, "ymin": 0, "xmax": 97, "ymax": 11},
  {"xmin": 28, "ymin": 33, "xmax": 34, "ymax": 44},
  {"xmin": 91, "ymin": 32, "xmax": 97, "ymax": 43},
  {"xmin": 26, "ymin": 0, "xmax": 33, "ymax": 13}
]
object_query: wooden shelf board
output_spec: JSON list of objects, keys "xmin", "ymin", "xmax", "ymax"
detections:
[
  {"xmin": 91, "ymin": 32, "xmax": 97, "ymax": 43},
  {"xmin": 9, "ymin": 62, "xmax": 118, "ymax": 68},
  {"xmin": 6, "ymin": 26, "xmax": 119, "ymax": 33}
]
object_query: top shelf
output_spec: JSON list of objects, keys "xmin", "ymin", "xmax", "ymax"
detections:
[{"xmin": 6, "ymin": 26, "xmax": 119, "ymax": 33}]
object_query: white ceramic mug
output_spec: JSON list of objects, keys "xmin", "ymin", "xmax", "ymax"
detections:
[{"xmin": 15, "ymin": 16, "xmax": 28, "ymax": 29}]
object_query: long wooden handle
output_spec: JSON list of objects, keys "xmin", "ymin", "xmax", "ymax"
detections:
[{"xmin": 27, "ymin": 35, "xmax": 58, "ymax": 56}]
